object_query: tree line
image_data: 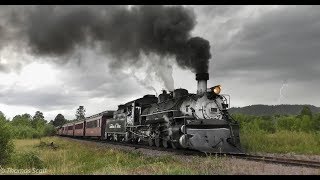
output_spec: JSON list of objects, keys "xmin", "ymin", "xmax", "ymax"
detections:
[
  {"xmin": 0, "ymin": 106, "xmax": 86, "ymax": 139},
  {"xmin": 229, "ymin": 104, "xmax": 320, "ymax": 116},
  {"xmin": 232, "ymin": 106, "xmax": 320, "ymax": 133}
]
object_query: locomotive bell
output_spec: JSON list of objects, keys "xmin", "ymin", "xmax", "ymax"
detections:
[{"xmin": 196, "ymin": 73, "xmax": 209, "ymax": 95}]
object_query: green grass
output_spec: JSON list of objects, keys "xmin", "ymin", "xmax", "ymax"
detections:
[
  {"xmin": 233, "ymin": 112, "xmax": 320, "ymax": 155},
  {"xmin": 4, "ymin": 129, "xmax": 320, "ymax": 174},
  {"xmin": 241, "ymin": 130, "xmax": 320, "ymax": 154},
  {"xmin": 3, "ymin": 137, "xmax": 227, "ymax": 175}
]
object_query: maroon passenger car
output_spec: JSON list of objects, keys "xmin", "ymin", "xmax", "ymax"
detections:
[
  {"xmin": 74, "ymin": 121, "xmax": 85, "ymax": 137},
  {"xmin": 84, "ymin": 111, "xmax": 114, "ymax": 139}
]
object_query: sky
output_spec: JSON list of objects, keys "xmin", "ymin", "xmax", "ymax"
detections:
[{"xmin": 0, "ymin": 5, "xmax": 319, "ymax": 120}]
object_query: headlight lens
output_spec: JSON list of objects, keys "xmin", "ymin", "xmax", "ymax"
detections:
[{"xmin": 212, "ymin": 85, "xmax": 221, "ymax": 94}]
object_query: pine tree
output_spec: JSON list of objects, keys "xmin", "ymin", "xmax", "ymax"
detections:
[
  {"xmin": 53, "ymin": 114, "xmax": 67, "ymax": 127},
  {"xmin": 299, "ymin": 106, "xmax": 313, "ymax": 119},
  {"xmin": 75, "ymin": 106, "xmax": 86, "ymax": 121}
]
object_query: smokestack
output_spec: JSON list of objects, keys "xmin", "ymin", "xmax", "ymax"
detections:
[{"xmin": 196, "ymin": 73, "xmax": 209, "ymax": 95}]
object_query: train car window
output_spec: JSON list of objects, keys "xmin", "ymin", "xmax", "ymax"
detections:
[
  {"xmin": 86, "ymin": 120, "xmax": 98, "ymax": 128},
  {"xmin": 86, "ymin": 122, "xmax": 90, "ymax": 128},
  {"xmin": 75, "ymin": 123, "xmax": 83, "ymax": 129},
  {"xmin": 68, "ymin": 126, "xmax": 73, "ymax": 130},
  {"xmin": 87, "ymin": 121, "xmax": 92, "ymax": 128}
]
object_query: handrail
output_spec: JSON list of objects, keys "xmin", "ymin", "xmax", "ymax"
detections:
[{"xmin": 220, "ymin": 94, "xmax": 231, "ymax": 108}]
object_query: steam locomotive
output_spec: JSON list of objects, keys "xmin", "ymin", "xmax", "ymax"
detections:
[{"xmin": 58, "ymin": 73, "xmax": 243, "ymax": 154}]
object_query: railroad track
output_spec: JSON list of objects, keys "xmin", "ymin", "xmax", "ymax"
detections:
[
  {"xmin": 60, "ymin": 136, "xmax": 320, "ymax": 169},
  {"xmin": 231, "ymin": 154, "xmax": 320, "ymax": 169}
]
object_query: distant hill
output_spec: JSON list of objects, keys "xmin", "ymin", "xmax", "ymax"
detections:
[{"xmin": 228, "ymin": 104, "xmax": 320, "ymax": 116}]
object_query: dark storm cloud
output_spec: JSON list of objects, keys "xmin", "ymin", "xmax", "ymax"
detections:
[
  {"xmin": 0, "ymin": 64, "xmax": 9, "ymax": 73},
  {"xmin": 0, "ymin": 24, "xmax": 3, "ymax": 40},
  {"xmin": 0, "ymin": 48, "xmax": 148, "ymax": 111},
  {"xmin": 0, "ymin": 66, "xmax": 145, "ymax": 111},
  {"xmin": 60, "ymin": 66, "xmax": 146, "ymax": 100},
  {"xmin": 0, "ymin": 20, "xmax": 12, "ymax": 50},
  {"xmin": 2, "ymin": 5, "xmax": 320, "ymax": 119},
  {"xmin": 0, "ymin": 6, "xmax": 28, "ymax": 43},
  {"xmin": 195, "ymin": 5, "xmax": 243, "ymax": 19},
  {"xmin": 0, "ymin": 87, "xmax": 77, "ymax": 109},
  {"xmin": 188, "ymin": 5, "xmax": 320, "ymax": 106},
  {"xmin": 214, "ymin": 6, "xmax": 320, "ymax": 83},
  {"xmin": 0, "ymin": 5, "xmax": 213, "ymax": 93},
  {"xmin": 14, "ymin": 5, "xmax": 210, "ymax": 74},
  {"xmin": 55, "ymin": 49, "xmax": 146, "ymax": 92}
]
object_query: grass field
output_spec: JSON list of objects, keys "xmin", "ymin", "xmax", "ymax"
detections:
[
  {"xmin": 2, "ymin": 137, "xmax": 227, "ymax": 175},
  {"xmin": 2, "ymin": 136, "xmax": 320, "ymax": 175},
  {"xmin": 240, "ymin": 130, "xmax": 320, "ymax": 154}
]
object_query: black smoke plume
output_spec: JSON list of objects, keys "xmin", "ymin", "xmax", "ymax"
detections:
[{"xmin": 22, "ymin": 5, "xmax": 211, "ymax": 74}]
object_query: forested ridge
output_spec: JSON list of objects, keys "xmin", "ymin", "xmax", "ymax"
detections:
[{"xmin": 229, "ymin": 104, "xmax": 320, "ymax": 116}]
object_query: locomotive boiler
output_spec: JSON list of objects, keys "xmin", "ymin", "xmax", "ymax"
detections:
[{"xmin": 104, "ymin": 73, "xmax": 243, "ymax": 154}]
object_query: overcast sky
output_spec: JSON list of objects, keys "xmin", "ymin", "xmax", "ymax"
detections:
[{"xmin": 0, "ymin": 5, "xmax": 319, "ymax": 120}]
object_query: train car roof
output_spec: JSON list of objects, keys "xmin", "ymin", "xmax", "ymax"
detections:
[
  {"xmin": 61, "ymin": 110, "xmax": 115, "ymax": 127},
  {"xmin": 62, "ymin": 123, "xmax": 74, "ymax": 127},
  {"xmin": 86, "ymin": 110, "xmax": 114, "ymax": 119},
  {"xmin": 74, "ymin": 121, "xmax": 85, "ymax": 125}
]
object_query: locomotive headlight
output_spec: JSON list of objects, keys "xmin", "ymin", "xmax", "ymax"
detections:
[{"xmin": 212, "ymin": 85, "xmax": 221, "ymax": 94}]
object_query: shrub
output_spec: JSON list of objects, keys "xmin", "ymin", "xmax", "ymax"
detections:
[
  {"xmin": 0, "ymin": 117, "xmax": 14, "ymax": 165},
  {"xmin": 13, "ymin": 151, "xmax": 45, "ymax": 169},
  {"xmin": 10, "ymin": 124, "xmax": 56, "ymax": 139},
  {"xmin": 44, "ymin": 124, "xmax": 57, "ymax": 136}
]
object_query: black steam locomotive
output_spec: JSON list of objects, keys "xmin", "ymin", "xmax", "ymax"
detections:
[{"xmin": 59, "ymin": 73, "xmax": 243, "ymax": 154}]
